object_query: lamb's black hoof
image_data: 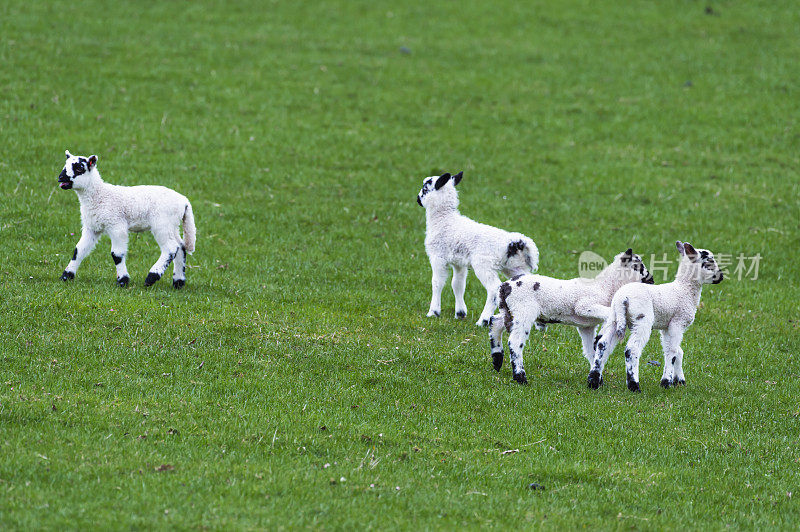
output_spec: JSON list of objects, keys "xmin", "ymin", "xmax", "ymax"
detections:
[
  {"xmin": 427, "ymin": 310, "xmax": 440, "ymax": 318},
  {"xmin": 627, "ymin": 380, "xmax": 641, "ymax": 393},
  {"xmin": 673, "ymin": 378, "xmax": 686, "ymax": 386},
  {"xmin": 144, "ymin": 272, "xmax": 161, "ymax": 287},
  {"xmin": 660, "ymin": 378, "xmax": 671, "ymax": 389},
  {"xmin": 477, "ymin": 319, "xmax": 490, "ymax": 328},
  {"xmin": 587, "ymin": 370, "xmax": 602, "ymax": 389},
  {"xmin": 455, "ymin": 310, "xmax": 467, "ymax": 319},
  {"xmin": 512, "ymin": 372, "xmax": 528, "ymax": 385},
  {"xmin": 173, "ymin": 279, "xmax": 185, "ymax": 289},
  {"xmin": 60, "ymin": 271, "xmax": 74, "ymax": 281},
  {"xmin": 491, "ymin": 352, "xmax": 504, "ymax": 372},
  {"xmin": 117, "ymin": 275, "xmax": 130, "ymax": 288}
]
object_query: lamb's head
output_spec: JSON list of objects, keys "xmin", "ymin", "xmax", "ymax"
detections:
[
  {"xmin": 610, "ymin": 248, "xmax": 654, "ymax": 284},
  {"xmin": 676, "ymin": 241, "xmax": 723, "ymax": 284},
  {"xmin": 58, "ymin": 150, "xmax": 98, "ymax": 190},
  {"xmin": 416, "ymin": 171, "xmax": 463, "ymax": 211}
]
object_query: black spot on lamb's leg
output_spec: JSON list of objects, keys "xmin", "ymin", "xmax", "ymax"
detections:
[
  {"xmin": 671, "ymin": 356, "xmax": 677, "ymax": 364},
  {"xmin": 144, "ymin": 272, "xmax": 161, "ymax": 287},
  {"xmin": 60, "ymin": 270, "xmax": 75, "ymax": 281},
  {"xmin": 117, "ymin": 275, "xmax": 130, "ymax": 288},
  {"xmin": 626, "ymin": 371, "xmax": 640, "ymax": 392},
  {"xmin": 509, "ymin": 348, "xmax": 528, "ymax": 384},
  {"xmin": 492, "ymin": 351, "xmax": 504, "ymax": 372},
  {"xmin": 111, "ymin": 252, "xmax": 123, "ymax": 265},
  {"xmin": 636, "ymin": 314, "xmax": 645, "ymax": 320},
  {"xmin": 593, "ymin": 334, "xmax": 602, "ymax": 351},
  {"xmin": 72, "ymin": 248, "xmax": 78, "ymax": 261},
  {"xmin": 173, "ymin": 279, "xmax": 185, "ymax": 289},
  {"xmin": 624, "ymin": 348, "xmax": 632, "ymax": 361}
]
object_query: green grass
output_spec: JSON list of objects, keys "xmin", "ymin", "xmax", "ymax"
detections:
[{"xmin": 1, "ymin": 0, "xmax": 799, "ymax": 528}]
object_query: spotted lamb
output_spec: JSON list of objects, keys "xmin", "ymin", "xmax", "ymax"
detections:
[
  {"xmin": 587, "ymin": 241, "xmax": 723, "ymax": 392},
  {"xmin": 417, "ymin": 172, "xmax": 539, "ymax": 327},
  {"xmin": 489, "ymin": 248, "xmax": 654, "ymax": 384},
  {"xmin": 57, "ymin": 150, "xmax": 195, "ymax": 288}
]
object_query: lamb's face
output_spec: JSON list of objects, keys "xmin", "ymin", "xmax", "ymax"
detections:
[
  {"xmin": 618, "ymin": 248, "xmax": 655, "ymax": 284},
  {"xmin": 58, "ymin": 150, "xmax": 97, "ymax": 190},
  {"xmin": 677, "ymin": 241, "xmax": 723, "ymax": 284},
  {"xmin": 416, "ymin": 171, "xmax": 463, "ymax": 209}
]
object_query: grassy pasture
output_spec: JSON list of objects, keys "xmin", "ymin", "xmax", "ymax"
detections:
[{"xmin": 1, "ymin": 0, "xmax": 799, "ymax": 528}]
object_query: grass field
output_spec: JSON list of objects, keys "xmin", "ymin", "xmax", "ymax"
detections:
[{"xmin": 1, "ymin": 0, "xmax": 799, "ymax": 528}]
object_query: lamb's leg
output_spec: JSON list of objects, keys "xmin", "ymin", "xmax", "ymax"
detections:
[
  {"xmin": 507, "ymin": 319, "xmax": 532, "ymax": 384},
  {"xmin": 488, "ymin": 314, "xmax": 506, "ymax": 371},
  {"xmin": 60, "ymin": 227, "xmax": 100, "ymax": 281},
  {"xmin": 427, "ymin": 258, "xmax": 448, "ymax": 317},
  {"xmin": 451, "ymin": 265, "xmax": 468, "ymax": 319},
  {"xmin": 172, "ymin": 244, "xmax": 187, "ymax": 289},
  {"xmin": 577, "ymin": 326, "xmax": 599, "ymax": 366},
  {"xmin": 145, "ymin": 233, "xmax": 180, "ymax": 287},
  {"xmin": 660, "ymin": 325, "xmax": 686, "ymax": 387},
  {"xmin": 108, "ymin": 227, "xmax": 130, "ymax": 287},
  {"xmin": 473, "ymin": 264, "xmax": 501, "ymax": 327},
  {"xmin": 623, "ymin": 319, "xmax": 653, "ymax": 393},
  {"xmin": 587, "ymin": 322, "xmax": 620, "ymax": 389}
]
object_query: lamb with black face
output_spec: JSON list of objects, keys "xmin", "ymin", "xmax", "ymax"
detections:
[{"xmin": 57, "ymin": 151, "xmax": 94, "ymax": 190}]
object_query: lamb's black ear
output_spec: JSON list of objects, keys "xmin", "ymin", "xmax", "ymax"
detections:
[
  {"xmin": 87, "ymin": 155, "xmax": 98, "ymax": 169},
  {"xmin": 621, "ymin": 248, "xmax": 633, "ymax": 263},
  {"xmin": 683, "ymin": 242, "xmax": 699, "ymax": 261},
  {"xmin": 452, "ymin": 171, "xmax": 463, "ymax": 186},
  {"xmin": 434, "ymin": 173, "xmax": 451, "ymax": 190}
]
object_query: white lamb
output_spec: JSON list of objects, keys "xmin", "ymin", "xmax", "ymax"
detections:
[
  {"xmin": 489, "ymin": 249, "xmax": 654, "ymax": 384},
  {"xmin": 417, "ymin": 172, "xmax": 539, "ymax": 326},
  {"xmin": 57, "ymin": 150, "xmax": 196, "ymax": 288},
  {"xmin": 587, "ymin": 241, "xmax": 724, "ymax": 392}
]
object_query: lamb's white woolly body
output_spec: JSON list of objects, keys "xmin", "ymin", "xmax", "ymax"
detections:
[
  {"xmin": 587, "ymin": 241, "xmax": 724, "ymax": 392},
  {"xmin": 417, "ymin": 172, "xmax": 539, "ymax": 326},
  {"xmin": 489, "ymin": 249, "xmax": 653, "ymax": 384},
  {"xmin": 58, "ymin": 150, "xmax": 196, "ymax": 288}
]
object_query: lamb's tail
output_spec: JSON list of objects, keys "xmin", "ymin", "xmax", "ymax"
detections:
[
  {"xmin": 182, "ymin": 202, "xmax": 196, "ymax": 254},
  {"xmin": 612, "ymin": 297, "xmax": 629, "ymax": 340},
  {"xmin": 497, "ymin": 282, "xmax": 514, "ymax": 332},
  {"xmin": 505, "ymin": 237, "xmax": 539, "ymax": 274}
]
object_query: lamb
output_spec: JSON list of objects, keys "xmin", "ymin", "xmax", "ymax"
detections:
[
  {"xmin": 587, "ymin": 241, "xmax": 724, "ymax": 392},
  {"xmin": 417, "ymin": 172, "xmax": 539, "ymax": 327},
  {"xmin": 57, "ymin": 150, "xmax": 196, "ymax": 288},
  {"xmin": 489, "ymin": 248, "xmax": 654, "ymax": 384}
]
